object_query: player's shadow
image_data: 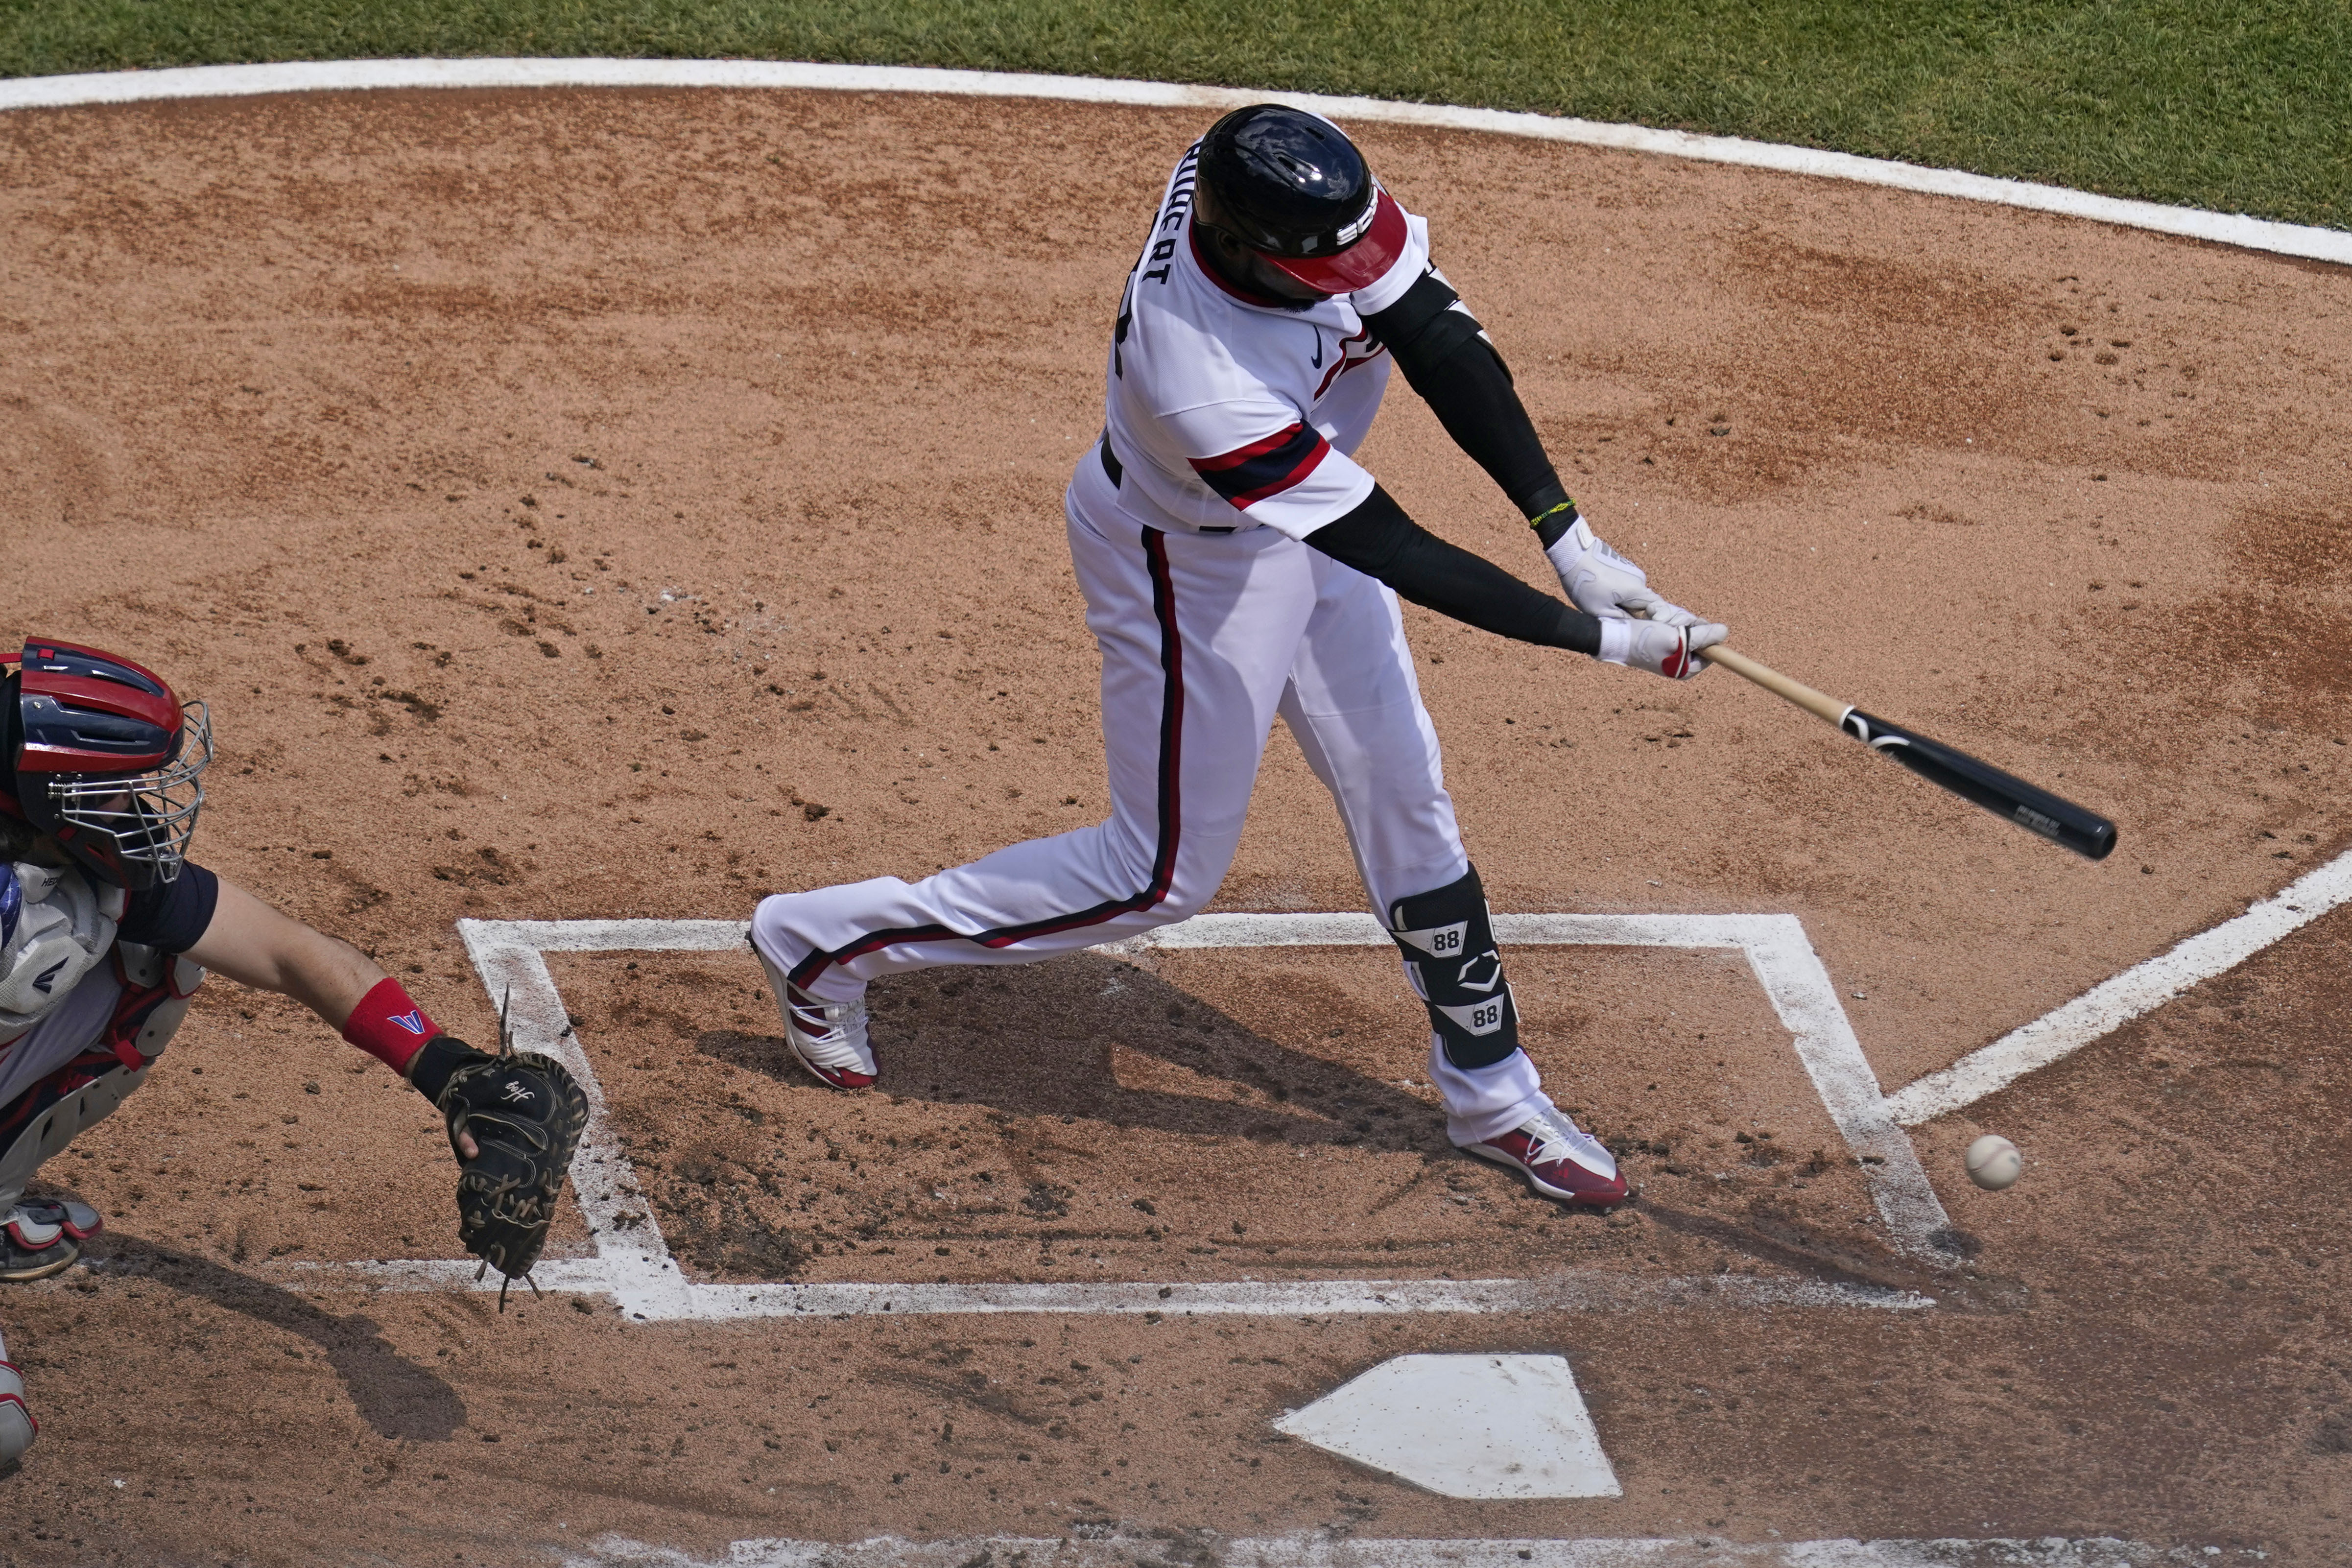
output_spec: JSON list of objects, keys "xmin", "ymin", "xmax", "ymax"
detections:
[
  {"xmin": 75, "ymin": 1235, "xmax": 468, "ymax": 1442},
  {"xmin": 699, "ymin": 950, "xmax": 1449, "ymax": 1155}
]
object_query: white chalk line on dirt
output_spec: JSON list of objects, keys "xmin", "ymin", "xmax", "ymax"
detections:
[
  {"xmin": 230, "ymin": 851, "xmax": 2352, "ymax": 1311},
  {"xmin": 428, "ymin": 909, "xmax": 1963, "ymax": 1322},
  {"xmin": 1116, "ymin": 910, "xmax": 1954, "ymax": 1257},
  {"xmin": 1882, "ymin": 845, "xmax": 2352, "ymax": 1126},
  {"xmin": 258, "ymin": 1257, "xmax": 1930, "ymax": 1319},
  {"xmin": 0, "ymin": 58, "xmax": 2345, "ymax": 267},
  {"xmin": 565, "ymin": 1530, "xmax": 2195, "ymax": 1567}
]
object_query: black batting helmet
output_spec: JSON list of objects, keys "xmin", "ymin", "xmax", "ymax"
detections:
[{"xmin": 1195, "ymin": 104, "xmax": 1408, "ymax": 294}]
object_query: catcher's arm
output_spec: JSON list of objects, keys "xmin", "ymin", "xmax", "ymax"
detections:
[
  {"xmin": 189, "ymin": 877, "xmax": 590, "ymax": 1289},
  {"xmin": 185, "ymin": 877, "xmax": 381, "ymax": 1026},
  {"xmin": 185, "ymin": 877, "xmax": 479, "ymax": 1154}
]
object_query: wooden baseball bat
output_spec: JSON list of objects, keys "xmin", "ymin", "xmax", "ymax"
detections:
[{"xmin": 1697, "ymin": 643, "xmax": 2119, "ymax": 860}]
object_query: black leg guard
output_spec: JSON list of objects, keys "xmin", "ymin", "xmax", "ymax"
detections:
[{"xmin": 1388, "ymin": 864, "xmax": 1519, "ymax": 1070}]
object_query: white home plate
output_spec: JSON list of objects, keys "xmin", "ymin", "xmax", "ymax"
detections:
[{"xmin": 1275, "ymin": 1353, "xmax": 1620, "ymax": 1499}]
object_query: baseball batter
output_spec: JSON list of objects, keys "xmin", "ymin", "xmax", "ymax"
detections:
[
  {"xmin": 752, "ymin": 106, "xmax": 1725, "ymax": 1210},
  {"xmin": 0, "ymin": 638, "xmax": 589, "ymax": 1464}
]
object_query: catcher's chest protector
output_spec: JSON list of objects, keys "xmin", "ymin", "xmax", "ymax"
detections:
[
  {"xmin": 100, "ymin": 940, "xmax": 204, "ymax": 1069},
  {"xmin": 0, "ymin": 942, "xmax": 202, "ymax": 1210}
]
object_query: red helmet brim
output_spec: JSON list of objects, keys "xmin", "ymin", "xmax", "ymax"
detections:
[{"xmin": 1260, "ymin": 191, "xmax": 1409, "ymax": 296}]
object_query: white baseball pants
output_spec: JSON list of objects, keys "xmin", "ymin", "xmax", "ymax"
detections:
[{"xmin": 752, "ymin": 451, "xmax": 1551, "ymax": 1143}]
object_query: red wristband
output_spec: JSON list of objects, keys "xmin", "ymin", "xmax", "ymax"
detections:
[{"xmin": 341, "ymin": 977, "xmax": 440, "ymax": 1075}]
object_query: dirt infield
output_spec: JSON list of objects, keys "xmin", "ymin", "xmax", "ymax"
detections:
[{"xmin": 2, "ymin": 83, "xmax": 2350, "ymax": 1563}]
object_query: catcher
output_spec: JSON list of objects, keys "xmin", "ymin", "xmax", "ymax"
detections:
[{"xmin": 0, "ymin": 637, "xmax": 587, "ymax": 1466}]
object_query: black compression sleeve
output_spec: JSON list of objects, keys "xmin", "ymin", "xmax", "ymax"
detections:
[
  {"xmin": 1304, "ymin": 486, "xmax": 1600, "ymax": 654},
  {"xmin": 1364, "ymin": 273, "xmax": 1573, "ymax": 536}
]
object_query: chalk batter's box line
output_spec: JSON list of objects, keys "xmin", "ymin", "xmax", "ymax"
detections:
[
  {"xmin": 301, "ymin": 849, "xmax": 2352, "ymax": 1317},
  {"xmin": 564, "ymin": 1529, "xmax": 2186, "ymax": 1567},
  {"xmin": 365, "ymin": 909, "xmax": 1947, "ymax": 1320}
]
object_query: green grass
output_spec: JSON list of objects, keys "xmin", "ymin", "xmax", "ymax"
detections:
[{"xmin": 4, "ymin": 0, "xmax": 2348, "ymax": 230}]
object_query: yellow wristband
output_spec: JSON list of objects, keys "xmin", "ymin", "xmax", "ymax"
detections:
[{"xmin": 1527, "ymin": 500, "xmax": 1578, "ymax": 531}]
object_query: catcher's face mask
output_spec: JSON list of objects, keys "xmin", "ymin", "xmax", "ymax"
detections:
[{"xmin": 3, "ymin": 639, "xmax": 213, "ymax": 890}]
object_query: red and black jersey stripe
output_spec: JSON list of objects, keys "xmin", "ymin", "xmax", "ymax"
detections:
[
  {"xmin": 786, "ymin": 528, "xmax": 1187, "ymax": 991},
  {"xmin": 1190, "ymin": 423, "xmax": 1330, "ymax": 510}
]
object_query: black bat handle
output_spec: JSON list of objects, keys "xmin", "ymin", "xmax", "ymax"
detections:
[{"xmin": 1842, "ymin": 710, "xmax": 2118, "ymax": 860}]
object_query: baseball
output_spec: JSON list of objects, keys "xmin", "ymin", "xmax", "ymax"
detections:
[{"xmin": 1965, "ymin": 1134, "xmax": 2023, "ymax": 1190}]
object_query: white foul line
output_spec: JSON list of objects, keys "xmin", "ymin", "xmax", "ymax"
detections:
[
  {"xmin": 0, "ymin": 58, "xmax": 2344, "ymax": 268},
  {"xmin": 269, "ymin": 1260, "xmax": 1926, "ymax": 1319},
  {"xmin": 1882, "ymin": 845, "xmax": 2352, "ymax": 1126}
]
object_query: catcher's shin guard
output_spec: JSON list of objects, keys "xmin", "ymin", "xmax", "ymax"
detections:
[
  {"xmin": 0, "ymin": 1054, "xmax": 151, "ymax": 1216},
  {"xmin": 1388, "ymin": 865, "xmax": 1519, "ymax": 1070}
]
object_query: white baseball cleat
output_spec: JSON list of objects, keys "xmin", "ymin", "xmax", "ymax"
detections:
[
  {"xmin": 1457, "ymin": 1105, "xmax": 1629, "ymax": 1208},
  {"xmin": 752, "ymin": 946, "xmax": 876, "ymax": 1091}
]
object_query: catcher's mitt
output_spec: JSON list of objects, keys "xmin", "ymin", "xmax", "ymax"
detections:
[{"xmin": 414, "ymin": 1030, "xmax": 588, "ymax": 1308}]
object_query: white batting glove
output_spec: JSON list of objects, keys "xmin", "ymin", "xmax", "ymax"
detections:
[
  {"xmin": 1595, "ymin": 617, "xmax": 1728, "ymax": 680},
  {"xmin": 1544, "ymin": 516, "xmax": 1704, "ymax": 628}
]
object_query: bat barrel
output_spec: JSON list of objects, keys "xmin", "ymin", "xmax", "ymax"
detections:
[{"xmin": 1843, "ymin": 710, "xmax": 2117, "ymax": 860}]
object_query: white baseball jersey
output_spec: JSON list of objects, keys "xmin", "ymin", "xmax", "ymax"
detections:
[
  {"xmin": 751, "ymin": 137, "xmax": 1562, "ymax": 1149},
  {"xmin": 1102, "ymin": 143, "xmax": 1433, "ymax": 540}
]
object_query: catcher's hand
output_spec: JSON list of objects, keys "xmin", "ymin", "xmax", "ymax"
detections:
[{"xmin": 416, "ymin": 1034, "xmax": 589, "ymax": 1305}]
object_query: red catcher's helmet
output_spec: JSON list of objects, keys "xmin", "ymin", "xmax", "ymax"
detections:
[{"xmin": 2, "ymin": 639, "xmax": 213, "ymax": 889}]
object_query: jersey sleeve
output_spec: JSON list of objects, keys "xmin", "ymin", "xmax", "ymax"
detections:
[
  {"xmin": 118, "ymin": 862, "xmax": 220, "ymax": 954},
  {"xmin": 1164, "ymin": 399, "xmax": 1378, "ymax": 541}
]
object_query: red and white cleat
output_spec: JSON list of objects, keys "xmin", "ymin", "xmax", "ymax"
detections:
[
  {"xmin": 0, "ymin": 1207, "xmax": 77, "ymax": 1285},
  {"xmin": 752, "ymin": 946, "xmax": 876, "ymax": 1091},
  {"xmin": 1458, "ymin": 1106, "xmax": 1628, "ymax": 1208},
  {"xmin": 781, "ymin": 984, "xmax": 877, "ymax": 1090},
  {"xmin": 0, "ymin": 1340, "xmax": 32, "ymax": 1466},
  {"xmin": 14, "ymin": 1200, "xmax": 100, "ymax": 1243}
]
